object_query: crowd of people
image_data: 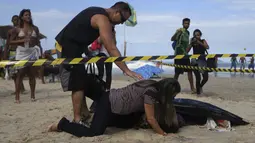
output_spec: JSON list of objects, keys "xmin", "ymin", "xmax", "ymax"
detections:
[
  {"xmin": 0, "ymin": 1, "xmax": 253, "ymax": 138},
  {"xmin": 230, "ymin": 56, "xmax": 254, "ymax": 70}
]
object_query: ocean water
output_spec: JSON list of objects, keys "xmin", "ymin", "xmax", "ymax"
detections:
[{"xmin": 110, "ymin": 61, "xmax": 255, "ymax": 79}]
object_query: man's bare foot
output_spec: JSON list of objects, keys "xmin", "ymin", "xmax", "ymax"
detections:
[
  {"xmin": 48, "ymin": 123, "xmax": 60, "ymax": 132},
  {"xmin": 15, "ymin": 100, "xmax": 21, "ymax": 104},
  {"xmin": 31, "ymin": 98, "xmax": 36, "ymax": 102}
]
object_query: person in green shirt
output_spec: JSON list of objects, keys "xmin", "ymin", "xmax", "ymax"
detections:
[{"xmin": 171, "ymin": 18, "xmax": 195, "ymax": 93}]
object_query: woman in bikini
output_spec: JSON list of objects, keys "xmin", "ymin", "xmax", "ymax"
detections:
[
  {"xmin": 48, "ymin": 77, "xmax": 181, "ymax": 137},
  {"xmin": 9, "ymin": 9, "xmax": 42, "ymax": 103}
]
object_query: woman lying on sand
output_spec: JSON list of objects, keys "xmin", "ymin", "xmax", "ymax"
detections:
[{"xmin": 48, "ymin": 77, "xmax": 181, "ymax": 137}]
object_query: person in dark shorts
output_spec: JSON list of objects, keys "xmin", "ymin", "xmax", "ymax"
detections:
[
  {"xmin": 55, "ymin": 2, "xmax": 143, "ymax": 124},
  {"xmin": 48, "ymin": 78, "xmax": 181, "ymax": 137},
  {"xmin": 171, "ymin": 18, "xmax": 195, "ymax": 93}
]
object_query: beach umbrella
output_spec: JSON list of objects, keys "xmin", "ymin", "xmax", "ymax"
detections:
[
  {"xmin": 125, "ymin": 3, "xmax": 137, "ymax": 27},
  {"xmin": 0, "ymin": 25, "xmax": 47, "ymax": 40}
]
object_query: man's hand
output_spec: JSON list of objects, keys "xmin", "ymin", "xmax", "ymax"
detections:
[
  {"xmin": 124, "ymin": 70, "xmax": 143, "ymax": 80},
  {"xmin": 176, "ymin": 28, "xmax": 184, "ymax": 33}
]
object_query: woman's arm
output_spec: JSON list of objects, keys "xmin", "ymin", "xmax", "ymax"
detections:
[
  {"xmin": 144, "ymin": 103, "xmax": 166, "ymax": 136},
  {"xmin": 197, "ymin": 39, "xmax": 209, "ymax": 49}
]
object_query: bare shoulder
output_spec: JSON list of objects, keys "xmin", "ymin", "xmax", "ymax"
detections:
[
  {"xmin": 9, "ymin": 27, "xmax": 19, "ymax": 35},
  {"xmin": 91, "ymin": 14, "xmax": 111, "ymax": 29}
]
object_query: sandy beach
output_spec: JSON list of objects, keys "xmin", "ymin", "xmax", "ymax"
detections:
[{"xmin": 0, "ymin": 74, "xmax": 255, "ymax": 143}]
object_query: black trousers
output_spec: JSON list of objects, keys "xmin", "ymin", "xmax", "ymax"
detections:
[
  {"xmin": 57, "ymin": 93, "xmax": 143, "ymax": 137},
  {"xmin": 193, "ymin": 70, "xmax": 208, "ymax": 94},
  {"xmin": 96, "ymin": 53, "xmax": 113, "ymax": 90},
  {"xmin": 90, "ymin": 53, "xmax": 113, "ymax": 112}
]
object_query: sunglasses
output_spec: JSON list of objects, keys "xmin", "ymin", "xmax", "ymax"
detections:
[{"xmin": 118, "ymin": 11, "xmax": 127, "ymax": 23}]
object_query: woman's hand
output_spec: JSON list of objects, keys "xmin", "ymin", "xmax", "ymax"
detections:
[{"xmin": 144, "ymin": 104, "xmax": 165, "ymax": 135}]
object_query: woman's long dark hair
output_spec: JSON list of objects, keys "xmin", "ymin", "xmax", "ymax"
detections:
[
  {"xmin": 19, "ymin": 9, "xmax": 34, "ymax": 28},
  {"xmin": 134, "ymin": 78, "xmax": 181, "ymax": 133}
]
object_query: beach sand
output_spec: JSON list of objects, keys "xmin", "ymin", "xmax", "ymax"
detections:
[{"xmin": 0, "ymin": 74, "xmax": 255, "ymax": 143}]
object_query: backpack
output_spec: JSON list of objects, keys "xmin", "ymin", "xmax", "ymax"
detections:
[
  {"xmin": 172, "ymin": 29, "xmax": 189, "ymax": 50},
  {"xmin": 172, "ymin": 41, "xmax": 177, "ymax": 50},
  {"xmin": 90, "ymin": 39, "xmax": 101, "ymax": 51}
]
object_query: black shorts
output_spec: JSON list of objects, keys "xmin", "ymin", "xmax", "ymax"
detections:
[
  {"xmin": 57, "ymin": 41, "xmax": 87, "ymax": 92},
  {"xmin": 174, "ymin": 59, "xmax": 191, "ymax": 74}
]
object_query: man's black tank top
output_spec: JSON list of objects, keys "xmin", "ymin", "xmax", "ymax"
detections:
[{"xmin": 55, "ymin": 7, "xmax": 109, "ymax": 46}]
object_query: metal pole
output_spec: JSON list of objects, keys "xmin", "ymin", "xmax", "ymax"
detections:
[{"xmin": 123, "ymin": 25, "xmax": 127, "ymax": 56}]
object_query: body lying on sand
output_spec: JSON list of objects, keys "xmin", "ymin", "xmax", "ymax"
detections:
[
  {"xmin": 48, "ymin": 78, "xmax": 181, "ymax": 137},
  {"xmin": 48, "ymin": 77, "xmax": 249, "ymax": 137}
]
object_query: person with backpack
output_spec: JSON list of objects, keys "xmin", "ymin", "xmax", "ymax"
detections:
[
  {"xmin": 187, "ymin": 29, "xmax": 209, "ymax": 95},
  {"xmin": 171, "ymin": 18, "xmax": 195, "ymax": 93}
]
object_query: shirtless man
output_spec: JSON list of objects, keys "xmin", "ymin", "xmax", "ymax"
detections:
[
  {"xmin": 3, "ymin": 15, "xmax": 26, "ymax": 94},
  {"xmin": 55, "ymin": 2, "xmax": 142, "ymax": 124}
]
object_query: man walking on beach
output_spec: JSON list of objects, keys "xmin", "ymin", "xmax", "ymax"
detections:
[
  {"xmin": 248, "ymin": 57, "xmax": 254, "ymax": 70},
  {"xmin": 239, "ymin": 57, "xmax": 246, "ymax": 70},
  {"xmin": 171, "ymin": 18, "xmax": 195, "ymax": 93},
  {"xmin": 55, "ymin": 2, "xmax": 143, "ymax": 124}
]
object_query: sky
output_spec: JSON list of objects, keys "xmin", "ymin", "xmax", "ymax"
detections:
[{"xmin": 0, "ymin": 0, "xmax": 255, "ymax": 62}]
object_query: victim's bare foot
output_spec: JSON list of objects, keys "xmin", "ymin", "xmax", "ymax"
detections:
[{"xmin": 48, "ymin": 123, "xmax": 60, "ymax": 132}]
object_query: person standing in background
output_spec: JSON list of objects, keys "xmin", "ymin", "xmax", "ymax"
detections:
[
  {"xmin": 239, "ymin": 57, "xmax": 246, "ymax": 70},
  {"xmin": 230, "ymin": 57, "xmax": 238, "ymax": 70},
  {"xmin": 248, "ymin": 57, "xmax": 254, "ymax": 70},
  {"xmin": 171, "ymin": 18, "xmax": 195, "ymax": 93},
  {"xmin": 10, "ymin": 9, "xmax": 42, "ymax": 103},
  {"xmin": 187, "ymin": 29, "xmax": 209, "ymax": 95},
  {"xmin": 3, "ymin": 15, "xmax": 26, "ymax": 94}
]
